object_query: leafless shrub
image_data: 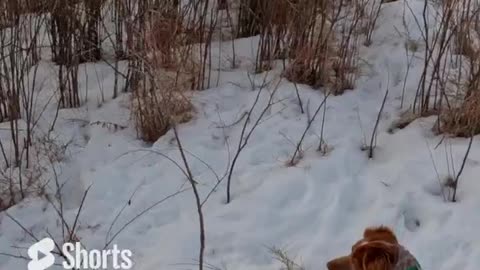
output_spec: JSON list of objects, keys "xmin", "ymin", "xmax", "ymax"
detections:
[
  {"xmin": 284, "ymin": 0, "xmax": 338, "ymax": 89},
  {"xmin": 129, "ymin": 1, "xmax": 198, "ymax": 143},
  {"xmin": 400, "ymin": 0, "xmax": 480, "ymax": 137},
  {"xmin": 440, "ymin": 91, "xmax": 480, "ymax": 136},
  {"xmin": 0, "ymin": 135, "xmax": 66, "ymax": 212},
  {"xmin": 450, "ymin": 135, "xmax": 473, "ymax": 202},
  {"xmin": 0, "ymin": 3, "xmax": 65, "ymax": 210},
  {"xmin": 331, "ymin": 1, "xmax": 362, "ymax": 94},
  {"xmin": 437, "ymin": 0, "xmax": 480, "ymax": 136},
  {"xmin": 269, "ymin": 246, "xmax": 305, "ymax": 270},
  {"xmin": 368, "ymin": 88, "xmax": 389, "ymax": 158},
  {"xmin": 236, "ymin": 0, "xmax": 262, "ymax": 38},
  {"xmin": 131, "ymin": 76, "xmax": 193, "ymax": 142},
  {"xmin": 411, "ymin": 0, "xmax": 460, "ymax": 115},
  {"xmin": 254, "ymin": 0, "xmax": 290, "ymax": 72},
  {"xmin": 172, "ymin": 125, "xmax": 206, "ymax": 270},
  {"xmin": 289, "ymin": 94, "xmax": 329, "ymax": 166},
  {"xmin": 0, "ymin": 5, "xmax": 46, "ymax": 170},
  {"xmin": 226, "ymin": 74, "xmax": 281, "ymax": 203},
  {"xmin": 282, "ymin": 0, "xmax": 361, "ymax": 95},
  {"xmin": 48, "ymin": 1, "xmax": 83, "ymax": 108},
  {"xmin": 360, "ymin": 0, "xmax": 383, "ymax": 46}
]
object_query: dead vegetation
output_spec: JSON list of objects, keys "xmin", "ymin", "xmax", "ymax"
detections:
[
  {"xmin": 2, "ymin": 2, "xmax": 480, "ymax": 270},
  {"xmin": 0, "ymin": 0, "xmax": 409, "ymax": 149},
  {"xmin": 436, "ymin": 0, "xmax": 480, "ymax": 136},
  {"xmin": 389, "ymin": 0, "xmax": 480, "ymax": 137},
  {"xmin": 247, "ymin": 0, "xmax": 385, "ymax": 95},
  {"xmin": 0, "ymin": 0, "xmax": 480, "ymax": 210},
  {"xmin": 269, "ymin": 246, "xmax": 305, "ymax": 270},
  {"xmin": 129, "ymin": 1, "xmax": 199, "ymax": 142},
  {"xmin": 250, "ymin": 0, "xmax": 364, "ymax": 95}
]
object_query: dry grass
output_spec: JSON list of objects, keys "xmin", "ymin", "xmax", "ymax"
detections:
[
  {"xmin": 284, "ymin": 0, "xmax": 337, "ymax": 89},
  {"xmin": 131, "ymin": 9, "xmax": 197, "ymax": 143},
  {"xmin": 284, "ymin": 43, "xmax": 336, "ymax": 88},
  {"xmin": 269, "ymin": 246, "xmax": 305, "ymax": 270},
  {"xmin": 441, "ymin": 91, "xmax": 480, "ymax": 136},
  {"xmin": 438, "ymin": 0, "xmax": 480, "ymax": 136},
  {"xmin": 0, "ymin": 166, "xmax": 47, "ymax": 210},
  {"xmin": 132, "ymin": 72, "xmax": 194, "ymax": 143},
  {"xmin": 252, "ymin": 0, "xmax": 291, "ymax": 73},
  {"xmin": 282, "ymin": 0, "xmax": 363, "ymax": 94}
]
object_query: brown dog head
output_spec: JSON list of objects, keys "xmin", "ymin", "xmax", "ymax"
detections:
[
  {"xmin": 361, "ymin": 226, "xmax": 398, "ymax": 245},
  {"xmin": 350, "ymin": 240, "xmax": 399, "ymax": 270},
  {"xmin": 326, "ymin": 226, "xmax": 399, "ymax": 270}
]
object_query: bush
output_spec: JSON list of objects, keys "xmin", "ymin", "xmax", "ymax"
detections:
[
  {"xmin": 131, "ymin": 11, "xmax": 197, "ymax": 143},
  {"xmin": 132, "ymin": 72, "xmax": 194, "ymax": 143},
  {"xmin": 441, "ymin": 92, "xmax": 480, "ymax": 136}
]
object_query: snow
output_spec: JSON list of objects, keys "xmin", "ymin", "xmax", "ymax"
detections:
[{"xmin": 2, "ymin": 0, "xmax": 480, "ymax": 270}]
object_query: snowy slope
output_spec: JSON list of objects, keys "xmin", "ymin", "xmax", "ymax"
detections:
[{"xmin": 2, "ymin": 1, "xmax": 480, "ymax": 270}]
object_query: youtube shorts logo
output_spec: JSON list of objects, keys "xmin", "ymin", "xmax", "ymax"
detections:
[
  {"xmin": 25, "ymin": 238, "xmax": 133, "ymax": 270},
  {"xmin": 27, "ymin": 238, "xmax": 56, "ymax": 270}
]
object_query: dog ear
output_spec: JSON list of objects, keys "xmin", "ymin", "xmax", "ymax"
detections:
[
  {"xmin": 351, "ymin": 241, "xmax": 399, "ymax": 270},
  {"xmin": 327, "ymin": 255, "xmax": 353, "ymax": 270},
  {"xmin": 363, "ymin": 226, "xmax": 398, "ymax": 244}
]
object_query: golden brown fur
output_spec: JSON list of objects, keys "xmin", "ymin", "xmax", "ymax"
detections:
[
  {"xmin": 351, "ymin": 240, "xmax": 399, "ymax": 270},
  {"xmin": 326, "ymin": 226, "xmax": 400, "ymax": 270},
  {"xmin": 362, "ymin": 226, "xmax": 398, "ymax": 244},
  {"xmin": 327, "ymin": 255, "xmax": 352, "ymax": 270}
]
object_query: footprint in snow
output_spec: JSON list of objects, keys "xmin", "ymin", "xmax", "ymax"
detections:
[
  {"xmin": 399, "ymin": 201, "xmax": 421, "ymax": 232},
  {"xmin": 403, "ymin": 209, "xmax": 421, "ymax": 232}
]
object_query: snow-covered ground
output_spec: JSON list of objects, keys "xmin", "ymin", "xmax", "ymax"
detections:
[{"xmin": 2, "ymin": 1, "xmax": 480, "ymax": 270}]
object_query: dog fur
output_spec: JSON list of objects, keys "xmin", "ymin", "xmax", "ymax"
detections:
[{"xmin": 326, "ymin": 226, "xmax": 406, "ymax": 270}]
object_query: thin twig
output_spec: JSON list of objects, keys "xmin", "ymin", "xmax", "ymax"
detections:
[
  {"xmin": 452, "ymin": 136, "xmax": 474, "ymax": 202},
  {"xmin": 172, "ymin": 125, "xmax": 205, "ymax": 270}
]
